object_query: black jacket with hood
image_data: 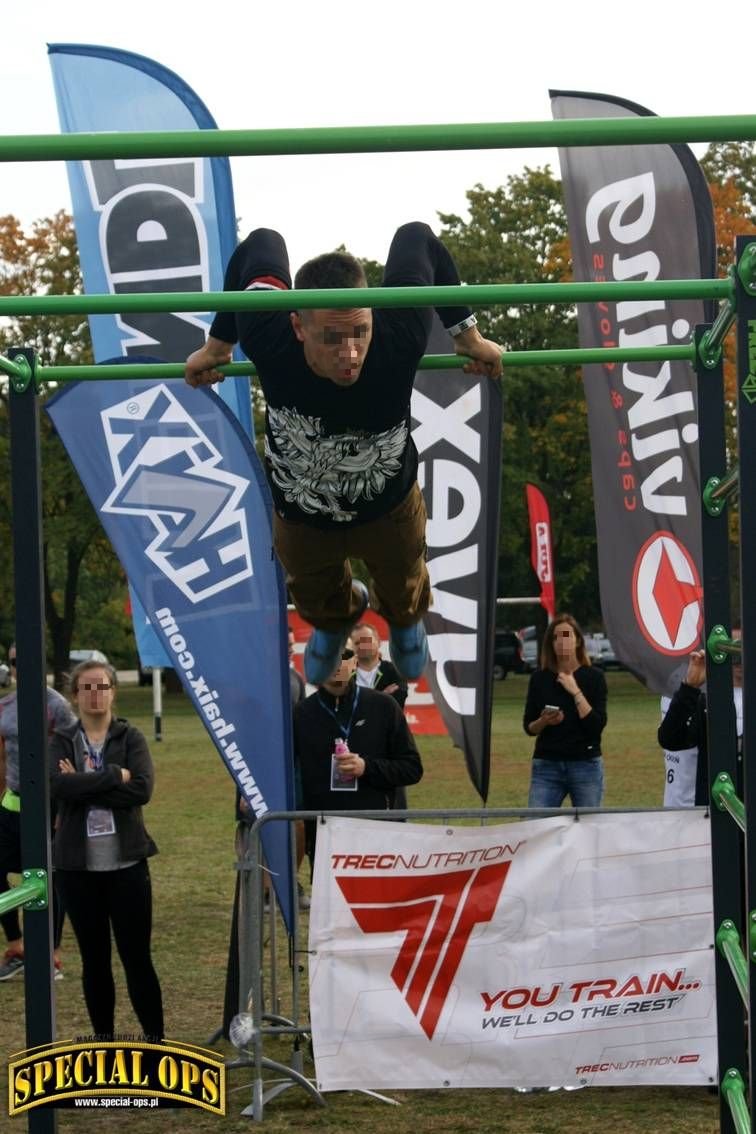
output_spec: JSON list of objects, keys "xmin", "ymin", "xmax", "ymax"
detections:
[{"xmin": 49, "ymin": 717, "xmax": 158, "ymax": 870}]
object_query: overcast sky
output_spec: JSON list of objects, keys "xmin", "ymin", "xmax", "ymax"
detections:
[{"xmin": 1, "ymin": 0, "xmax": 754, "ymax": 271}]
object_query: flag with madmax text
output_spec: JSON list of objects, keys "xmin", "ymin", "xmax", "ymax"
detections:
[{"xmin": 309, "ymin": 812, "xmax": 715, "ymax": 1090}]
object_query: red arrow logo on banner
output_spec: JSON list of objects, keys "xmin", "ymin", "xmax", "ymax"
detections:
[{"xmin": 336, "ymin": 862, "xmax": 510, "ymax": 1040}]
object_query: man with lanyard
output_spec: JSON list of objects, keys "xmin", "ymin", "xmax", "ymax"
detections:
[
  {"xmin": 0, "ymin": 645, "xmax": 76, "ymax": 980},
  {"xmin": 293, "ymin": 638, "xmax": 422, "ymax": 862},
  {"xmin": 185, "ymin": 222, "xmax": 503, "ymax": 685}
]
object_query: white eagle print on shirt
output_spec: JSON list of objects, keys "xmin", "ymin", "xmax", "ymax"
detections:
[{"xmin": 265, "ymin": 405, "xmax": 407, "ymax": 522}]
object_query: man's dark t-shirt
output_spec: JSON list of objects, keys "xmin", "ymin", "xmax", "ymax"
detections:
[{"xmin": 210, "ymin": 222, "xmax": 473, "ymax": 529}]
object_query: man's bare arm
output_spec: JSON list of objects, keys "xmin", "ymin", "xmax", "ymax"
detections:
[
  {"xmin": 452, "ymin": 324, "xmax": 504, "ymax": 379},
  {"xmin": 185, "ymin": 336, "xmax": 235, "ymax": 388}
]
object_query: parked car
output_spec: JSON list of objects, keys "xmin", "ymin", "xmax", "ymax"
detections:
[
  {"xmin": 586, "ymin": 634, "xmax": 623, "ymax": 670},
  {"xmin": 138, "ymin": 664, "xmax": 168, "ymax": 687},
  {"xmin": 68, "ymin": 649, "xmax": 109, "ymax": 668},
  {"xmin": 517, "ymin": 626, "xmax": 539, "ymax": 672},
  {"xmin": 493, "ymin": 630, "xmax": 523, "ymax": 680}
]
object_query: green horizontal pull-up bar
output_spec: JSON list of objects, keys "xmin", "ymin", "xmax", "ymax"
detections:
[
  {"xmin": 0, "ymin": 279, "xmax": 731, "ymax": 319},
  {"xmin": 36, "ymin": 344, "xmax": 696, "ymax": 384},
  {"xmin": 1, "ymin": 115, "xmax": 756, "ymax": 162}
]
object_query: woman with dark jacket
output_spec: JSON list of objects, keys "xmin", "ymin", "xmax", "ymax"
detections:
[
  {"xmin": 523, "ymin": 613, "xmax": 608, "ymax": 809},
  {"xmin": 50, "ymin": 661, "xmax": 163, "ymax": 1040}
]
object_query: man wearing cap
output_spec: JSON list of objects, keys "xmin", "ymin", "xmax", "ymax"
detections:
[{"xmin": 294, "ymin": 638, "xmax": 422, "ymax": 844}]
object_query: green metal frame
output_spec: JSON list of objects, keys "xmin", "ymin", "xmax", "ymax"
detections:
[
  {"xmin": 0, "ymin": 869, "xmax": 48, "ymax": 916},
  {"xmin": 1, "ymin": 114, "xmax": 756, "ymax": 162},
  {"xmin": 713, "ymin": 774, "xmax": 747, "ymax": 833},
  {"xmin": 717, "ymin": 920, "xmax": 749, "ymax": 1006},
  {"xmin": 0, "ymin": 352, "xmax": 33, "ymax": 391},
  {"xmin": 722, "ymin": 1070, "xmax": 752, "ymax": 1134},
  {"xmin": 698, "ymin": 272, "xmax": 737, "ymax": 369},
  {"xmin": 0, "ymin": 278, "xmax": 732, "ymax": 319},
  {"xmin": 708, "ymin": 624, "xmax": 743, "ymax": 664},
  {"xmin": 3, "ymin": 111, "xmax": 756, "ymax": 1134},
  {"xmin": 27, "ymin": 344, "xmax": 696, "ymax": 381},
  {"xmin": 703, "ymin": 468, "xmax": 739, "ymax": 517}
]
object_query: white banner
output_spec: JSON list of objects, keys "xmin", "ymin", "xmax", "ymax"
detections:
[{"xmin": 309, "ymin": 812, "xmax": 716, "ymax": 1090}]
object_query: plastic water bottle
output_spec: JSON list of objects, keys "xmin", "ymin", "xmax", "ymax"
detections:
[{"xmin": 332, "ymin": 737, "xmax": 355, "ymax": 788}]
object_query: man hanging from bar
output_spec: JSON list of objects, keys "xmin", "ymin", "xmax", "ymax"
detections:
[{"xmin": 184, "ymin": 222, "xmax": 503, "ymax": 683}]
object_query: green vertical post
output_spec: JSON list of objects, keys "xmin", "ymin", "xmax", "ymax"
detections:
[{"xmin": 735, "ymin": 236, "xmax": 756, "ymax": 1131}]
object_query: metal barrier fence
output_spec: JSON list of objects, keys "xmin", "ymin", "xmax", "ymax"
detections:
[{"xmin": 231, "ymin": 805, "xmax": 697, "ymax": 1120}]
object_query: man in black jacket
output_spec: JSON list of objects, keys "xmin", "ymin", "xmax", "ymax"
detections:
[
  {"xmin": 352, "ymin": 623, "xmax": 408, "ymax": 707},
  {"xmin": 352, "ymin": 621, "xmax": 410, "ymax": 812},
  {"xmin": 294, "ymin": 640, "xmax": 422, "ymax": 825},
  {"xmin": 658, "ymin": 634, "xmax": 743, "ymax": 806}
]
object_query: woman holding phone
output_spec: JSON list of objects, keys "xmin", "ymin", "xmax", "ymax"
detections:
[{"xmin": 522, "ymin": 613, "xmax": 608, "ymax": 808}]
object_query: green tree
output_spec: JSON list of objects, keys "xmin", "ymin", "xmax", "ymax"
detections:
[
  {"xmin": 0, "ymin": 211, "xmax": 133, "ymax": 685},
  {"xmin": 701, "ymin": 142, "xmax": 756, "ymax": 224},
  {"xmin": 436, "ymin": 170, "xmax": 597, "ymax": 624}
]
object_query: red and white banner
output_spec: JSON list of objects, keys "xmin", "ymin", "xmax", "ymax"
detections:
[
  {"xmin": 288, "ymin": 610, "xmax": 447, "ymax": 736},
  {"xmin": 309, "ymin": 812, "xmax": 715, "ymax": 1090},
  {"xmin": 525, "ymin": 483, "xmax": 556, "ymax": 621}
]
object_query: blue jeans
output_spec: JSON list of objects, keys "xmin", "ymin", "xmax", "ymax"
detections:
[{"xmin": 528, "ymin": 758, "xmax": 604, "ymax": 809}]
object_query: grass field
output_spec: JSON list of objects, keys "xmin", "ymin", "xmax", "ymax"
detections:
[{"xmin": 1, "ymin": 673, "xmax": 721, "ymax": 1133}]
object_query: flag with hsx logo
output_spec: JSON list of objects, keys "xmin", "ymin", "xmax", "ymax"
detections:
[{"xmin": 46, "ymin": 379, "xmax": 295, "ymax": 928}]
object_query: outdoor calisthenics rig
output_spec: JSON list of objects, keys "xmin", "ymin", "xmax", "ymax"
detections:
[{"xmin": 0, "ymin": 113, "xmax": 754, "ymax": 1134}]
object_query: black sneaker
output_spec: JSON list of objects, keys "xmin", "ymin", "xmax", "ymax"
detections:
[{"xmin": 0, "ymin": 952, "xmax": 24, "ymax": 981}]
